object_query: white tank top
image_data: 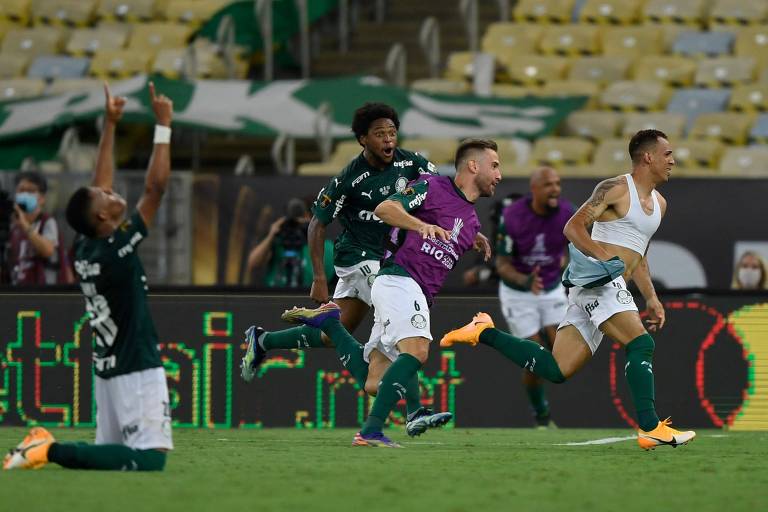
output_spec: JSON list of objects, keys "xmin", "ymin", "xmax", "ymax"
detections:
[{"xmin": 591, "ymin": 174, "xmax": 661, "ymax": 256}]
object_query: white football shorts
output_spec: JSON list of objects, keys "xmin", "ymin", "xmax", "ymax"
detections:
[
  {"xmin": 498, "ymin": 282, "xmax": 568, "ymax": 339},
  {"xmin": 333, "ymin": 260, "xmax": 380, "ymax": 306}
]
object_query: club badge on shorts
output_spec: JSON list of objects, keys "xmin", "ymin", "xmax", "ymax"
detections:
[
  {"xmin": 616, "ymin": 289, "xmax": 633, "ymax": 305},
  {"xmin": 411, "ymin": 314, "xmax": 427, "ymax": 329}
]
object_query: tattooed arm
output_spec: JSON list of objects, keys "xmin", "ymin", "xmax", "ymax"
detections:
[{"xmin": 563, "ymin": 176, "xmax": 627, "ymax": 260}]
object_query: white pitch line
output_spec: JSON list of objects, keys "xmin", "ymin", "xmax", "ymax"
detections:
[{"xmin": 554, "ymin": 436, "xmax": 636, "ymax": 446}]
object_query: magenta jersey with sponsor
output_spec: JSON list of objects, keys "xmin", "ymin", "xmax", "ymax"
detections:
[
  {"xmin": 381, "ymin": 174, "xmax": 481, "ymax": 304},
  {"xmin": 497, "ymin": 196, "xmax": 574, "ymax": 290}
]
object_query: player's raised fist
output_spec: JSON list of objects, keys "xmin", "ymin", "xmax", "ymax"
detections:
[
  {"xmin": 103, "ymin": 82, "xmax": 126, "ymax": 123},
  {"xmin": 149, "ymin": 81, "xmax": 173, "ymax": 127}
]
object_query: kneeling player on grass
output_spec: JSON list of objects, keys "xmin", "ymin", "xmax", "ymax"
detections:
[
  {"xmin": 281, "ymin": 139, "xmax": 501, "ymax": 447},
  {"xmin": 440, "ymin": 130, "xmax": 695, "ymax": 450},
  {"xmin": 4, "ymin": 82, "xmax": 174, "ymax": 471}
]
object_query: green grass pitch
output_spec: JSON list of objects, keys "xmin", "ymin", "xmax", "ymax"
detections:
[{"xmin": 2, "ymin": 427, "xmax": 766, "ymax": 512}]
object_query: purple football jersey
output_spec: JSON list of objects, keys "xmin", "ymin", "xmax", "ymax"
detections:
[
  {"xmin": 385, "ymin": 175, "xmax": 481, "ymax": 304},
  {"xmin": 499, "ymin": 196, "xmax": 574, "ymax": 289}
]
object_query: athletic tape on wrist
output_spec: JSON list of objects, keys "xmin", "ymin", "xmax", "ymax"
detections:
[{"xmin": 153, "ymin": 125, "xmax": 171, "ymax": 144}]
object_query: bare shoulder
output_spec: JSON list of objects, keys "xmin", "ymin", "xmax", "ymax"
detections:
[
  {"xmin": 587, "ymin": 175, "xmax": 628, "ymax": 207},
  {"xmin": 654, "ymin": 189, "xmax": 668, "ymax": 216}
]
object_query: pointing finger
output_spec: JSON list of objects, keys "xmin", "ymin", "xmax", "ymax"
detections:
[
  {"xmin": 149, "ymin": 81, "xmax": 156, "ymax": 101},
  {"xmin": 103, "ymin": 81, "xmax": 111, "ymax": 100}
]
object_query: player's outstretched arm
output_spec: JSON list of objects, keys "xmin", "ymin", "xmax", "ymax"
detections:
[
  {"xmin": 308, "ymin": 216, "xmax": 330, "ymax": 303},
  {"xmin": 137, "ymin": 82, "xmax": 173, "ymax": 227},
  {"xmin": 92, "ymin": 82, "xmax": 126, "ymax": 189},
  {"xmin": 564, "ymin": 176, "xmax": 625, "ymax": 260},
  {"xmin": 375, "ymin": 200, "xmax": 449, "ymax": 240}
]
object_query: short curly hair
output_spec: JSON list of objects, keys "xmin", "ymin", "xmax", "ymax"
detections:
[
  {"xmin": 351, "ymin": 103, "xmax": 400, "ymax": 143},
  {"xmin": 65, "ymin": 187, "xmax": 97, "ymax": 238}
]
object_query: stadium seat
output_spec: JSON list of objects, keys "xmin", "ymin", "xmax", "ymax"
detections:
[
  {"xmin": 46, "ymin": 77, "xmax": 101, "ymax": 95},
  {"xmin": 513, "ymin": 0, "xmax": 575, "ymax": 24},
  {"xmin": 600, "ymin": 81, "xmax": 669, "ymax": 111},
  {"xmin": 66, "ymin": 25, "xmax": 130, "ymax": 56},
  {"xmin": 27, "ymin": 55, "xmax": 89, "ymax": 80},
  {"xmin": 481, "ymin": 23, "xmax": 544, "ymax": 57},
  {"xmin": 689, "ymin": 112, "xmax": 753, "ymax": 145},
  {"xmin": 402, "ymin": 138, "xmax": 458, "ymax": 165},
  {"xmin": 494, "ymin": 138, "xmax": 521, "ymax": 172},
  {"xmin": 444, "ymin": 51, "xmax": 477, "ymax": 81},
  {"xmin": 297, "ymin": 140, "xmax": 363, "ymax": 176},
  {"xmin": 0, "ymin": 53, "xmax": 29, "ymax": 78},
  {"xmin": 538, "ymin": 80, "xmax": 601, "ymax": 107},
  {"xmin": 562, "ymin": 110, "xmax": 623, "ymax": 140},
  {"xmin": 601, "ymin": 26, "xmax": 665, "ymax": 57},
  {"xmin": 89, "ymin": 49, "xmax": 151, "ymax": 78},
  {"xmin": 667, "ymin": 88, "xmax": 731, "ymax": 131},
  {"xmin": 490, "ymin": 84, "xmax": 534, "ymax": 98},
  {"xmin": 729, "ymin": 84, "xmax": 768, "ymax": 112},
  {"xmin": 709, "ymin": 0, "xmax": 768, "ymax": 26},
  {"xmin": 1, "ymin": 26, "xmax": 65, "ymax": 58},
  {"xmin": 622, "ymin": 112, "xmax": 687, "ymax": 138},
  {"xmin": 97, "ymin": 0, "xmax": 158, "ymax": 22},
  {"xmin": 32, "ymin": 0, "xmax": 97, "ymax": 27},
  {"xmin": 673, "ymin": 138, "xmax": 724, "ymax": 169},
  {"xmin": 642, "ymin": 0, "xmax": 708, "ymax": 26},
  {"xmin": 672, "ymin": 30, "xmax": 734, "ymax": 58},
  {"xmin": 579, "ymin": 0, "xmax": 643, "ymax": 24},
  {"xmin": 718, "ymin": 146, "xmax": 768, "ymax": 175},
  {"xmin": 530, "ymin": 137, "xmax": 595, "ymax": 167},
  {"xmin": 633, "ymin": 56, "xmax": 696, "ymax": 87},
  {"xmin": 694, "ymin": 57, "xmax": 756, "ymax": 88},
  {"xmin": 734, "ymin": 26, "xmax": 768, "ymax": 68},
  {"xmin": 0, "ymin": 0, "xmax": 31, "ymax": 24},
  {"xmin": 748, "ymin": 114, "xmax": 768, "ymax": 143},
  {"xmin": 592, "ymin": 138, "xmax": 632, "ymax": 171},
  {"xmin": 0, "ymin": 77, "xmax": 45, "ymax": 99},
  {"xmin": 127, "ymin": 23, "xmax": 194, "ymax": 55},
  {"xmin": 500, "ymin": 55, "xmax": 569, "ymax": 85},
  {"xmin": 411, "ymin": 78, "xmax": 472, "ymax": 96},
  {"xmin": 538, "ymin": 24, "xmax": 600, "ymax": 55},
  {"xmin": 567, "ymin": 56, "xmax": 629, "ymax": 85},
  {"xmin": 164, "ymin": 0, "xmax": 228, "ymax": 27}
]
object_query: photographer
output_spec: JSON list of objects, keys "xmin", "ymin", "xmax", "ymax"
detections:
[
  {"xmin": 247, "ymin": 197, "xmax": 334, "ymax": 288},
  {"xmin": 2, "ymin": 171, "xmax": 70, "ymax": 286}
]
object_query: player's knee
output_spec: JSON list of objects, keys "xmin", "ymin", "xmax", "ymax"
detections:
[
  {"xmin": 136, "ymin": 449, "xmax": 167, "ymax": 471},
  {"xmin": 364, "ymin": 379, "xmax": 379, "ymax": 396},
  {"xmin": 407, "ymin": 347, "xmax": 429, "ymax": 365},
  {"xmin": 627, "ymin": 333, "xmax": 655, "ymax": 358}
]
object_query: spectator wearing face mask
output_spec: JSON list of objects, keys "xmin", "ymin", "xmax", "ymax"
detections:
[{"xmin": 731, "ymin": 251, "xmax": 768, "ymax": 290}]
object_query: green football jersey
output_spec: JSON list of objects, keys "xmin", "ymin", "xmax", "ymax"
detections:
[
  {"xmin": 73, "ymin": 211, "xmax": 162, "ymax": 379},
  {"xmin": 311, "ymin": 148, "xmax": 436, "ymax": 268}
]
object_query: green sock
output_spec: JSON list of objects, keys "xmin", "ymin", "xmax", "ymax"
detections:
[
  {"xmin": 625, "ymin": 333, "xmax": 660, "ymax": 431},
  {"xmin": 262, "ymin": 325, "xmax": 325, "ymax": 350},
  {"xmin": 320, "ymin": 318, "xmax": 369, "ymax": 387},
  {"xmin": 361, "ymin": 353, "xmax": 422, "ymax": 435},
  {"xmin": 405, "ymin": 373, "xmax": 422, "ymax": 416},
  {"xmin": 47, "ymin": 442, "xmax": 166, "ymax": 471},
  {"xmin": 525, "ymin": 383, "xmax": 549, "ymax": 418},
  {"xmin": 479, "ymin": 328, "xmax": 566, "ymax": 383}
]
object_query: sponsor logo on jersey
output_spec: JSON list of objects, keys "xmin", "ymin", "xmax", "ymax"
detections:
[
  {"xmin": 393, "ymin": 160, "xmax": 413, "ymax": 168},
  {"xmin": 420, "ymin": 241, "xmax": 456, "ymax": 269},
  {"xmin": 361, "ymin": 190, "xmax": 373, "ymax": 199},
  {"xmin": 351, "ymin": 171, "xmax": 370, "ymax": 187},
  {"xmin": 122, "ymin": 424, "xmax": 139, "ymax": 440},
  {"xmin": 408, "ymin": 192, "xmax": 427, "ymax": 209},
  {"xmin": 379, "ymin": 185, "xmax": 391, "ymax": 196},
  {"xmin": 395, "ymin": 176, "xmax": 408, "ymax": 192},
  {"xmin": 358, "ymin": 210, "xmax": 383, "ymax": 222},
  {"xmin": 75, "ymin": 260, "xmax": 101, "ymax": 278},
  {"xmin": 616, "ymin": 289, "xmax": 633, "ymax": 305},
  {"xmin": 333, "ymin": 194, "xmax": 346, "ymax": 218},
  {"xmin": 117, "ymin": 232, "xmax": 144, "ymax": 258},
  {"xmin": 584, "ymin": 299, "xmax": 600, "ymax": 317},
  {"xmin": 411, "ymin": 313, "xmax": 427, "ymax": 329}
]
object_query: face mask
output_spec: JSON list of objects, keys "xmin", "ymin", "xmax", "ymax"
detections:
[
  {"xmin": 15, "ymin": 192, "xmax": 38, "ymax": 213},
  {"xmin": 738, "ymin": 267, "xmax": 762, "ymax": 289}
]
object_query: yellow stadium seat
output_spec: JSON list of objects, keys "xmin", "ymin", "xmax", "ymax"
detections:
[
  {"xmin": 601, "ymin": 26, "xmax": 665, "ymax": 57},
  {"xmin": 600, "ymin": 81, "xmax": 669, "ymax": 111},
  {"xmin": 568, "ymin": 56, "xmax": 630, "ymax": 85},
  {"xmin": 500, "ymin": 55, "xmax": 569, "ymax": 85},
  {"xmin": 557, "ymin": 165, "xmax": 612, "ymax": 177},
  {"xmin": 89, "ymin": 49, "xmax": 151, "ymax": 78},
  {"xmin": 411, "ymin": 78, "xmax": 472, "ymax": 96},
  {"xmin": 718, "ymin": 147, "xmax": 768, "ymax": 175},
  {"xmin": 622, "ymin": 112, "xmax": 687, "ymax": 138},
  {"xmin": 494, "ymin": 139, "xmax": 520, "ymax": 172},
  {"xmin": 444, "ymin": 51, "xmax": 477, "ymax": 81},
  {"xmin": 709, "ymin": 0, "xmax": 768, "ymax": 26},
  {"xmin": 192, "ymin": 38, "xmax": 247, "ymax": 78},
  {"xmin": 1, "ymin": 26, "xmax": 65, "ymax": 58},
  {"xmin": 633, "ymin": 56, "xmax": 696, "ymax": 87},
  {"xmin": 729, "ymin": 84, "xmax": 768, "ymax": 112},
  {"xmin": 66, "ymin": 25, "xmax": 130, "ymax": 56},
  {"xmin": 0, "ymin": 0, "xmax": 30, "ymax": 24},
  {"xmin": 481, "ymin": 22, "xmax": 543, "ymax": 57},
  {"xmin": 689, "ymin": 112, "xmax": 753, "ymax": 145},
  {"xmin": 46, "ymin": 78, "xmax": 102, "ymax": 95},
  {"xmin": 579, "ymin": 0, "xmax": 643, "ymax": 24},
  {"xmin": 32, "ymin": 0, "xmax": 97, "ymax": 27},
  {"xmin": 0, "ymin": 77, "xmax": 45, "ymax": 99},
  {"xmin": 402, "ymin": 138, "xmax": 458, "ymax": 165},
  {"xmin": 538, "ymin": 80, "xmax": 601, "ymax": 108},
  {"xmin": 592, "ymin": 138, "xmax": 632, "ymax": 170},
  {"xmin": 530, "ymin": 137, "xmax": 595, "ymax": 167},
  {"xmin": 694, "ymin": 57, "xmax": 756, "ymax": 88},
  {"xmin": 165, "ymin": 0, "xmax": 228, "ymax": 27},
  {"xmin": 490, "ymin": 84, "xmax": 534, "ymax": 98},
  {"xmin": 643, "ymin": 0, "xmax": 707, "ymax": 26},
  {"xmin": 152, "ymin": 48, "xmax": 188, "ymax": 79},
  {"xmin": 128, "ymin": 22, "xmax": 193, "ymax": 55},
  {"xmin": 538, "ymin": 24, "xmax": 600, "ymax": 56},
  {"xmin": 514, "ymin": 0, "xmax": 575, "ymax": 24},
  {"xmin": 297, "ymin": 140, "xmax": 363, "ymax": 176},
  {"xmin": 673, "ymin": 138, "xmax": 724, "ymax": 169},
  {"xmin": 562, "ymin": 110, "xmax": 623, "ymax": 140},
  {"xmin": 97, "ymin": 0, "xmax": 159, "ymax": 22},
  {"xmin": 0, "ymin": 53, "xmax": 28, "ymax": 78},
  {"xmin": 735, "ymin": 26, "xmax": 768, "ymax": 68}
]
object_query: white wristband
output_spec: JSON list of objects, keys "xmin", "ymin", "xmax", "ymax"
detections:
[{"xmin": 153, "ymin": 125, "xmax": 171, "ymax": 144}]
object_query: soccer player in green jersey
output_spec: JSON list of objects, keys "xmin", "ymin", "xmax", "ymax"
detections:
[
  {"xmin": 4, "ymin": 82, "xmax": 174, "ymax": 471},
  {"xmin": 241, "ymin": 103, "xmax": 451, "ymax": 435}
]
